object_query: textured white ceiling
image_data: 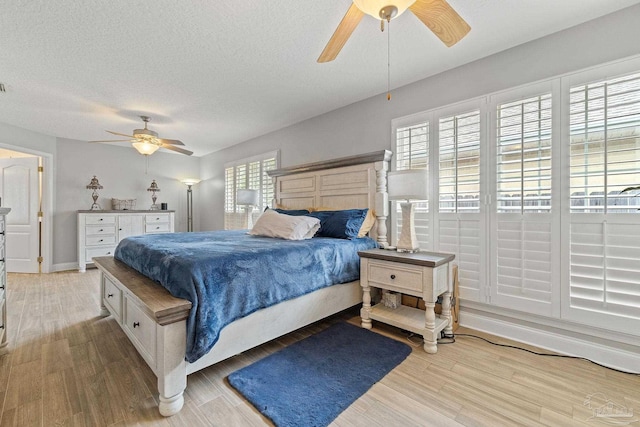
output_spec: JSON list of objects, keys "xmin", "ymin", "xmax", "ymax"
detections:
[{"xmin": 1, "ymin": 0, "xmax": 639, "ymax": 157}]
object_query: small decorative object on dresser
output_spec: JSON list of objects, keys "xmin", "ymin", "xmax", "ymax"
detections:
[
  {"xmin": 0, "ymin": 207, "xmax": 10, "ymax": 354},
  {"xmin": 77, "ymin": 210, "xmax": 175, "ymax": 272},
  {"xmin": 147, "ymin": 180, "xmax": 161, "ymax": 210},
  {"xmin": 358, "ymin": 248, "xmax": 455, "ymax": 354},
  {"xmin": 85, "ymin": 175, "xmax": 104, "ymax": 210}
]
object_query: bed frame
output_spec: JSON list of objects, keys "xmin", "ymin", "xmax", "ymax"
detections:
[{"xmin": 93, "ymin": 150, "xmax": 392, "ymax": 416}]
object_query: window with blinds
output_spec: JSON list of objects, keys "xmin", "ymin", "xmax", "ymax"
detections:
[
  {"xmin": 224, "ymin": 152, "xmax": 278, "ymax": 230},
  {"xmin": 565, "ymin": 71, "xmax": 640, "ymax": 335},
  {"xmin": 569, "ymin": 72, "xmax": 640, "ymax": 212},
  {"xmin": 439, "ymin": 111, "xmax": 481, "ymax": 213},
  {"xmin": 437, "ymin": 109, "xmax": 484, "ymax": 302},
  {"xmin": 496, "ymin": 94, "xmax": 552, "ymax": 213},
  {"xmin": 492, "ymin": 92, "xmax": 556, "ymax": 316},
  {"xmin": 394, "ymin": 122, "xmax": 430, "ymax": 249}
]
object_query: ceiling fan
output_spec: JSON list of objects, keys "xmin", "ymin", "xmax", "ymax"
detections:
[
  {"xmin": 318, "ymin": 0, "xmax": 471, "ymax": 63},
  {"xmin": 90, "ymin": 116, "xmax": 193, "ymax": 156}
]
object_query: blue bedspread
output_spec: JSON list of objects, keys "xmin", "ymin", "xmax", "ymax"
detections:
[{"xmin": 114, "ymin": 230, "xmax": 377, "ymax": 362}]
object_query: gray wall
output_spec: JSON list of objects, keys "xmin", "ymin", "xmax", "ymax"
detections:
[{"xmin": 199, "ymin": 4, "xmax": 640, "ymax": 231}]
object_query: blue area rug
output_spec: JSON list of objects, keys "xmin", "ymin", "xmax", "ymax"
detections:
[{"xmin": 228, "ymin": 322, "xmax": 412, "ymax": 427}]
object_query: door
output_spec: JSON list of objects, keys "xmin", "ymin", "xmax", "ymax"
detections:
[{"xmin": 0, "ymin": 157, "xmax": 40, "ymax": 273}]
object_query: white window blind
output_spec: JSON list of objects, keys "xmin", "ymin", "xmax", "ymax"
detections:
[
  {"xmin": 569, "ymin": 72, "xmax": 640, "ymax": 212},
  {"xmin": 565, "ymin": 71, "xmax": 640, "ymax": 334},
  {"xmin": 394, "ymin": 122, "xmax": 430, "ymax": 249},
  {"xmin": 491, "ymin": 93, "xmax": 556, "ymax": 316},
  {"xmin": 224, "ymin": 152, "xmax": 278, "ymax": 230},
  {"xmin": 437, "ymin": 109, "xmax": 484, "ymax": 302}
]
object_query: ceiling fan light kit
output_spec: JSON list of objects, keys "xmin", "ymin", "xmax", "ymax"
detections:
[
  {"xmin": 132, "ymin": 141, "xmax": 161, "ymax": 155},
  {"xmin": 352, "ymin": 0, "xmax": 413, "ymax": 19}
]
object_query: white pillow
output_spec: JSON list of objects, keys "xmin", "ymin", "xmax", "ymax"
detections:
[{"xmin": 249, "ymin": 209, "xmax": 320, "ymax": 240}]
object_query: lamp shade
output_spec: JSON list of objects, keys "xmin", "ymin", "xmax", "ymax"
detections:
[
  {"xmin": 388, "ymin": 169, "xmax": 428, "ymax": 200},
  {"xmin": 352, "ymin": 0, "xmax": 414, "ymax": 19},
  {"xmin": 236, "ymin": 189, "xmax": 259, "ymax": 206},
  {"xmin": 132, "ymin": 141, "xmax": 160, "ymax": 155},
  {"xmin": 181, "ymin": 179, "xmax": 201, "ymax": 186}
]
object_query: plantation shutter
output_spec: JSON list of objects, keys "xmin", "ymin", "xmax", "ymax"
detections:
[
  {"xmin": 437, "ymin": 110, "xmax": 484, "ymax": 302},
  {"xmin": 224, "ymin": 152, "xmax": 279, "ymax": 230},
  {"xmin": 564, "ymin": 72, "xmax": 640, "ymax": 334},
  {"xmin": 490, "ymin": 93, "xmax": 557, "ymax": 316},
  {"xmin": 394, "ymin": 122, "xmax": 430, "ymax": 249}
]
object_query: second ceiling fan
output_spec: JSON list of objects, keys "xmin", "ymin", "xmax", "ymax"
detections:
[{"xmin": 318, "ymin": 0, "xmax": 471, "ymax": 63}]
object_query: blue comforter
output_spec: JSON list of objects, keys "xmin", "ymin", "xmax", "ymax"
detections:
[{"xmin": 114, "ymin": 230, "xmax": 377, "ymax": 362}]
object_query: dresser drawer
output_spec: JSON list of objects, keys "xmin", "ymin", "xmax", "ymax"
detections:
[
  {"xmin": 124, "ymin": 297, "xmax": 156, "ymax": 368},
  {"xmin": 85, "ymin": 215, "xmax": 116, "ymax": 225},
  {"xmin": 368, "ymin": 260, "xmax": 424, "ymax": 293},
  {"xmin": 86, "ymin": 246, "xmax": 116, "ymax": 262},
  {"xmin": 145, "ymin": 214, "xmax": 171, "ymax": 224},
  {"xmin": 86, "ymin": 235, "xmax": 117, "ymax": 246},
  {"xmin": 103, "ymin": 276, "xmax": 122, "ymax": 320},
  {"xmin": 86, "ymin": 225, "xmax": 117, "ymax": 236},
  {"xmin": 145, "ymin": 222, "xmax": 171, "ymax": 233}
]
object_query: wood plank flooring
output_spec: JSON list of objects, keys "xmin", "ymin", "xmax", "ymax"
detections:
[{"xmin": 0, "ymin": 270, "xmax": 638, "ymax": 426}]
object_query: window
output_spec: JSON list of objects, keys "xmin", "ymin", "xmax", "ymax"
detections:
[
  {"xmin": 224, "ymin": 151, "xmax": 279, "ymax": 229},
  {"xmin": 569, "ymin": 72, "xmax": 640, "ymax": 212},
  {"xmin": 496, "ymin": 94, "xmax": 552, "ymax": 213}
]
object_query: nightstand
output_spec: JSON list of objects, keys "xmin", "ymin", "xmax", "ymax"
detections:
[{"xmin": 358, "ymin": 249, "xmax": 455, "ymax": 354}]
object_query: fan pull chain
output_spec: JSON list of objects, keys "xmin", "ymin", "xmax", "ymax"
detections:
[{"xmin": 387, "ymin": 17, "xmax": 391, "ymax": 101}]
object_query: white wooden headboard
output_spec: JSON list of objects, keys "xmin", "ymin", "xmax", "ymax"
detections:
[{"xmin": 267, "ymin": 150, "xmax": 393, "ymax": 247}]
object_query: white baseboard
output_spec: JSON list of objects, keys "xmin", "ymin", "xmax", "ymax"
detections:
[
  {"xmin": 51, "ymin": 262, "xmax": 79, "ymax": 272},
  {"xmin": 460, "ymin": 308, "xmax": 640, "ymax": 374}
]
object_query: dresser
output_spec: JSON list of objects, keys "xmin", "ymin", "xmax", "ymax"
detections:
[
  {"xmin": 358, "ymin": 249, "xmax": 455, "ymax": 354},
  {"xmin": 78, "ymin": 210, "xmax": 175, "ymax": 272},
  {"xmin": 0, "ymin": 208, "xmax": 10, "ymax": 353}
]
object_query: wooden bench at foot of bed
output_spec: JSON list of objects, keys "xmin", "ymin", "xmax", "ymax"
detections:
[{"xmin": 93, "ymin": 256, "xmax": 192, "ymax": 416}]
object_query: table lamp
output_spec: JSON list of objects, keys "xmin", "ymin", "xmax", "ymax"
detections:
[
  {"xmin": 236, "ymin": 189, "xmax": 259, "ymax": 229},
  {"xmin": 388, "ymin": 169, "xmax": 428, "ymax": 252}
]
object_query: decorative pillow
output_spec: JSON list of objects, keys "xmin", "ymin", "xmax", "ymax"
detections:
[
  {"xmin": 305, "ymin": 208, "xmax": 369, "ymax": 239},
  {"xmin": 249, "ymin": 209, "xmax": 320, "ymax": 240},
  {"xmin": 357, "ymin": 209, "xmax": 376, "ymax": 238},
  {"xmin": 273, "ymin": 208, "xmax": 311, "ymax": 216}
]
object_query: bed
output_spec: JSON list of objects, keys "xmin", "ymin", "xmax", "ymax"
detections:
[{"xmin": 93, "ymin": 149, "xmax": 392, "ymax": 416}]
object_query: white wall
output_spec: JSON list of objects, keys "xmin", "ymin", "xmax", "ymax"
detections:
[{"xmin": 199, "ymin": 3, "xmax": 640, "ymax": 231}]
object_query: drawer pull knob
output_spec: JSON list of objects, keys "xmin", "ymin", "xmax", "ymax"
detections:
[
  {"xmin": 99, "ymin": 239, "xmax": 103, "ymax": 242},
  {"xmin": 0, "ymin": 325, "xmax": 3, "ymax": 330},
  {"xmin": 390, "ymin": 274, "xmax": 396, "ymax": 280},
  {"xmin": 156, "ymin": 226, "xmax": 160, "ymax": 229},
  {"xmin": 99, "ymin": 229, "xmax": 103, "ymax": 232},
  {"xmin": 133, "ymin": 322, "xmax": 140, "ymax": 328},
  {"xmin": 99, "ymin": 218, "xmax": 103, "ymax": 221},
  {"xmin": 156, "ymin": 218, "xmax": 160, "ymax": 220},
  {"xmin": 106, "ymin": 252, "xmax": 111, "ymax": 255},
  {"xmin": 107, "ymin": 293, "xmax": 113, "ymax": 298},
  {"xmin": 119, "ymin": 228, "xmax": 122, "ymax": 231},
  {"xmin": 0, "ymin": 285, "xmax": 4, "ymax": 290}
]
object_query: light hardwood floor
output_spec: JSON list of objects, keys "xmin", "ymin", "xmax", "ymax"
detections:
[{"xmin": 0, "ymin": 270, "xmax": 638, "ymax": 426}]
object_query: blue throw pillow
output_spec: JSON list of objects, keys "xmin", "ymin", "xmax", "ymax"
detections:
[
  {"xmin": 273, "ymin": 208, "xmax": 310, "ymax": 216},
  {"xmin": 306, "ymin": 209, "xmax": 369, "ymax": 239}
]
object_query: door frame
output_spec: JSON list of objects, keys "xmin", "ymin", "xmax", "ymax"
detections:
[{"xmin": 0, "ymin": 143, "xmax": 53, "ymax": 273}]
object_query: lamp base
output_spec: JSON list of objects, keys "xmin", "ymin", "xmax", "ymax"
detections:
[{"xmin": 396, "ymin": 201, "xmax": 420, "ymax": 252}]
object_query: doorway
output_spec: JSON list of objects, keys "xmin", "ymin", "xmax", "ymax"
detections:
[{"xmin": 0, "ymin": 149, "xmax": 43, "ymax": 273}]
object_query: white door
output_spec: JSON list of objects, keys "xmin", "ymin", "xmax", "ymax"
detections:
[{"xmin": 0, "ymin": 157, "xmax": 40, "ymax": 273}]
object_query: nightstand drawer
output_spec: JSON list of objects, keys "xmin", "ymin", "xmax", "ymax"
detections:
[{"xmin": 368, "ymin": 260, "xmax": 423, "ymax": 293}]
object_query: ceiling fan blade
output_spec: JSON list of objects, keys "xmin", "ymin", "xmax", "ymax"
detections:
[
  {"xmin": 161, "ymin": 144, "xmax": 193, "ymax": 156},
  {"xmin": 317, "ymin": 4, "xmax": 365, "ymax": 63},
  {"xmin": 106, "ymin": 130, "xmax": 136, "ymax": 138},
  {"xmin": 157, "ymin": 138, "xmax": 185, "ymax": 146},
  {"xmin": 409, "ymin": 0, "xmax": 470, "ymax": 47},
  {"xmin": 88, "ymin": 139, "xmax": 133, "ymax": 143}
]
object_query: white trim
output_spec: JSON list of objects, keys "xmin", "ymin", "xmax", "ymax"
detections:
[
  {"xmin": 223, "ymin": 149, "xmax": 280, "ymax": 169},
  {"xmin": 52, "ymin": 262, "xmax": 79, "ymax": 272},
  {"xmin": 460, "ymin": 305, "xmax": 640, "ymax": 373}
]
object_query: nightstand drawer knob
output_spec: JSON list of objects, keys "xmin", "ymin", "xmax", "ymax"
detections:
[
  {"xmin": 390, "ymin": 274, "xmax": 396, "ymax": 280},
  {"xmin": 133, "ymin": 322, "xmax": 140, "ymax": 328},
  {"xmin": 107, "ymin": 293, "xmax": 113, "ymax": 298}
]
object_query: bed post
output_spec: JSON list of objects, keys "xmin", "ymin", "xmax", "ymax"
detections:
[
  {"xmin": 157, "ymin": 320, "xmax": 187, "ymax": 416},
  {"xmin": 374, "ymin": 151, "xmax": 392, "ymax": 248}
]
